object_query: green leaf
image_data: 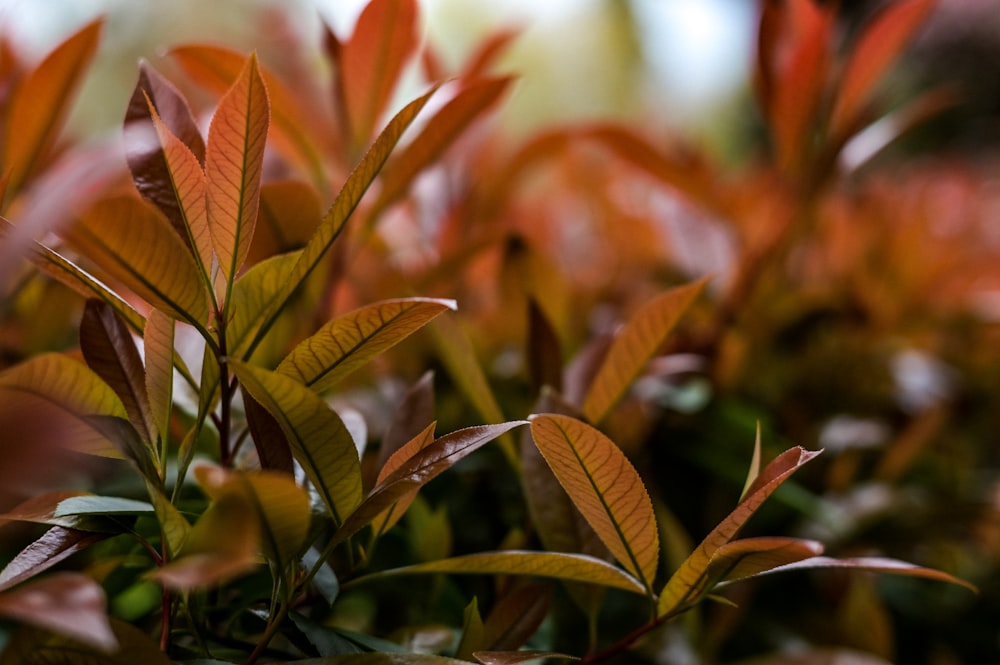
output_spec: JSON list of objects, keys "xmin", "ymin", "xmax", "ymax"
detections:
[
  {"xmin": 231, "ymin": 360, "xmax": 363, "ymax": 525},
  {"xmin": 53, "ymin": 495, "xmax": 154, "ymax": 517},
  {"xmin": 144, "ymin": 480, "xmax": 190, "ymax": 558},
  {"xmin": 657, "ymin": 446, "xmax": 823, "ymax": 617},
  {"xmin": 528, "ymin": 414, "xmax": 658, "ymax": 593},
  {"xmin": 333, "ymin": 421, "xmax": 527, "ymax": 545},
  {"xmin": 0, "ymin": 573, "xmax": 117, "ymax": 652},
  {"xmin": 455, "ymin": 598, "xmax": 485, "ymax": 661},
  {"xmin": 349, "ymin": 551, "xmax": 645, "ymax": 595},
  {"xmin": 206, "ymin": 51, "xmax": 270, "ymax": 287},
  {"xmin": 279, "ymin": 298, "xmax": 456, "ymax": 393},
  {"xmin": 246, "ymin": 86, "xmax": 438, "ymax": 358},
  {"xmin": 81, "ymin": 299, "xmax": 157, "ymax": 446},
  {"xmin": 0, "ymin": 527, "xmax": 107, "ymax": 592},
  {"xmin": 64, "ymin": 195, "xmax": 210, "ymax": 328}
]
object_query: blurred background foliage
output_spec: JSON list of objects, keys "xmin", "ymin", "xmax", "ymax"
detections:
[{"xmin": 2, "ymin": 0, "xmax": 1000, "ymax": 663}]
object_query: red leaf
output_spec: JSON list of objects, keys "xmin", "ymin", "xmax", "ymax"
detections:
[{"xmin": 0, "ymin": 527, "xmax": 106, "ymax": 592}]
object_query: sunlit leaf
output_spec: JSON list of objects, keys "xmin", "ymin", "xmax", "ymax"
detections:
[
  {"xmin": 830, "ymin": 0, "xmax": 936, "ymax": 139},
  {"xmin": 370, "ymin": 422, "xmax": 437, "ymax": 537},
  {"xmin": 581, "ymin": 278, "xmax": 706, "ymax": 424},
  {"xmin": 81, "ymin": 300, "xmax": 157, "ymax": 447},
  {"xmin": 0, "ymin": 572, "xmax": 117, "ymax": 652},
  {"xmin": 0, "ymin": 616, "xmax": 172, "ymax": 665},
  {"xmin": 143, "ymin": 309, "xmax": 175, "ymax": 450},
  {"xmin": 473, "ymin": 652, "xmax": 579, "ymax": 665},
  {"xmin": 0, "ymin": 19, "xmax": 102, "ymax": 197},
  {"xmin": 740, "ymin": 423, "xmax": 763, "ymax": 502},
  {"xmin": 658, "ymin": 446, "xmax": 823, "ymax": 617},
  {"xmin": 0, "ymin": 527, "xmax": 107, "ymax": 592},
  {"xmin": 231, "ymin": 360, "xmax": 363, "ymax": 525},
  {"xmin": 528, "ymin": 414, "xmax": 658, "ymax": 592},
  {"xmin": 751, "ymin": 555, "xmax": 978, "ymax": 593},
  {"xmin": 341, "ymin": 0, "xmax": 419, "ymax": 154},
  {"xmin": 125, "ymin": 60, "xmax": 206, "ymax": 245},
  {"xmin": 228, "ymin": 249, "xmax": 300, "ymax": 362},
  {"xmin": 334, "ymin": 422, "xmax": 527, "ymax": 545},
  {"xmin": 246, "ymin": 87, "xmax": 438, "ymax": 357},
  {"xmin": 64, "ymin": 195, "xmax": 210, "ymax": 327},
  {"xmin": 374, "ymin": 77, "xmax": 513, "ymax": 213},
  {"xmin": 349, "ymin": 551, "xmax": 645, "ymax": 595},
  {"xmin": 205, "ymin": 52, "xmax": 270, "ymax": 287},
  {"xmin": 699, "ymin": 537, "xmax": 825, "ymax": 597},
  {"xmin": 278, "ymin": 298, "xmax": 456, "ymax": 393},
  {"xmin": 146, "ymin": 94, "xmax": 213, "ymax": 279}
]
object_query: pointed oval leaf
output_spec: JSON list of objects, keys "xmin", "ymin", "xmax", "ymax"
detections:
[
  {"xmin": 250, "ymin": 180, "xmax": 323, "ymax": 263},
  {"xmin": 81, "ymin": 300, "xmax": 157, "ymax": 446},
  {"xmin": 0, "ymin": 527, "xmax": 107, "ymax": 592},
  {"xmin": 1, "ymin": 19, "xmax": 102, "ymax": 197},
  {"xmin": 64, "ymin": 195, "xmax": 210, "ymax": 326},
  {"xmin": 244, "ymin": 392, "xmax": 295, "ymax": 474},
  {"xmin": 205, "ymin": 52, "xmax": 270, "ymax": 285},
  {"xmin": 334, "ymin": 421, "xmax": 527, "ymax": 545},
  {"xmin": 278, "ymin": 298, "xmax": 456, "ymax": 392},
  {"xmin": 529, "ymin": 414, "xmax": 658, "ymax": 591},
  {"xmin": 350, "ymin": 551, "xmax": 645, "ymax": 595},
  {"xmin": 0, "ymin": 491, "xmax": 88, "ymax": 529},
  {"xmin": 143, "ymin": 309, "xmax": 175, "ymax": 447},
  {"xmin": 694, "ymin": 537, "xmax": 825, "ymax": 600},
  {"xmin": 53, "ymin": 495, "xmax": 154, "ymax": 517},
  {"xmin": 229, "ymin": 249, "xmax": 301, "ymax": 361},
  {"xmin": 231, "ymin": 360, "xmax": 363, "ymax": 525},
  {"xmin": 754, "ymin": 555, "xmax": 978, "ymax": 593},
  {"xmin": 0, "ymin": 573, "xmax": 117, "ymax": 652},
  {"xmin": 369, "ymin": 421, "xmax": 437, "ymax": 536},
  {"xmin": 581, "ymin": 278, "xmax": 706, "ymax": 424},
  {"xmin": 342, "ymin": 0, "xmax": 420, "ymax": 153},
  {"xmin": 125, "ymin": 60, "xmax": 206, "ymax": 243},
  {"xmin": 658, "ymin": 446, "xmax": 823, "ymax": 617}
]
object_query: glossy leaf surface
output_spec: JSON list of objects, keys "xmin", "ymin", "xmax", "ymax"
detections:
[
  {"xmin": 754, "ymin": 555, "xmax": 978, "ymax": 593},
  {"xmin": 279, "ymin": 298, "xmax": 456, "ymax": 393},
  {"xmin": 0, "ymin": 527, "xmax": 106, "ymax": 592},
  {"xmin": 529, "ymin": 414, "xmax": 658, "ymax": 592}
]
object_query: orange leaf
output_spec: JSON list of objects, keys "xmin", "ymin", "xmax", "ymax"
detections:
[
  {"xmin": 342, "ymin": 0, "xmax": 420, "ymax": 154},
  {"xmin": 206, "ymin": 52, "xmax": 270, "ymax": 287},
  {"xmin": 581, "ymin": 278, "xmax": 706, "ymax": 425},
  {"xmin": 369, "ymin": 421, "xmax": 437, "ymax": 536},
  {"xmin": 0, "ymin": 19, "xmax": 102, "ymax": 198},
  {"xmin": 830, "ymin": 0, "xmax": 937, "ymax": 139},
  {"xmin": 529, "ymin": 414, "xmax": 658, "ymax": 593}
]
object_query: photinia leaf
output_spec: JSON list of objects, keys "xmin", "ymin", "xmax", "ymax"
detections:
[
  {"xmin": 244, "ymin": 392, "xmax": 295, "ymax": 474},
  {"xmin": 145, "ymin": 94, "xmax": 214, "ymax": 281},
  {"xmin": 0, "ymin": 491, "xmax": 88, "ymax": 529},
  {"xmin": 747, "ymin": 556, "xmax": 978, "ymax": 593},
  {"xmin": 341, "ymin": 0, "xmax": 420, "ymax": 154},
  {"xmin": 373, "ymin": 76, "xmax": 514, "ymax": 213},
  {"xmin": 64, "ymin": 195, "xmax": 210, "ymax": 328},
  {"xmin": 473, "ymin": 652, "xmax": 579, "ymax": 665},
  {"xmin": 246, "ymin": 86, "xmax": 438, "ymax": 358},
  {"xmin": 480, "ymin": 583, "xmax": 550, "ymax": 651},
  {"xmin": 251, "ymin": 180, "xmax": 323, "ymax": 263},
  {"xmin": 657, "ymin": 446, "xmax": 823, "ymax": 617},
  {"xmin": 0, "ymin": 19, "xmax": 102, "ymax": 197},
  {"xmin": 378, "ymin": 371, "xmax": 436, "ymax": 472},
  {"xmin": 456, "ymin": 599, "xmax": 485, "ymax": 661},
  {"xmin": 80, "ymin": 299, "xmax": 157, "ymax": 446},
  {"xmin": 228, "ymin": 249, "xmax": 301, "ymax": 362},
  {"xmin": 829, "ymin": 0, "xmax": 937, "ymax": 140},
  {"xmin": 581, "ymin": 278, "xmax": 706, "ymax": 425},
  {"xmin": 124, "ymin": 60, "xmax": 206, "ymax": 245},
  {"xmin": 0, "ymin": 527, "xmax": 107, "ymax": 592},
  {"xmin": 691, "ymin": 537, "xmax": 825, "ymax": 600},
  {"xmin": 333, "ymin": 422, "xmax": 527, "ymax": 545},
  {"xmin": 231, "ymin": 360, "xmax": 363, "ymax": 525},
  {"xmin": 194, "ymin": 465, "xmax": 311, "ymax": 573},
  {"xmin": 143, "ymin": 309, "xmax": 175, "ymax": 451},
  {"xmin": 369, "ymin": 422, "xmax": 437, "ymax": 537},
  {"xmin": 278, "ymin": 298, "xmax": 456, "ymax": 393},
  {"xmin": 205, "ymin": 51, "xmax": 270, "ymax": 287},
  {"xmin": 528, "ymin": 414, "xmax": 658, "ymax": 593},
  {"xmin": 144, "ymin": 481, "xmax": 190, "ymax": 558},
  {"xmin": 53, "ymin": 495, "xmax": 154, "ymax": 517},
  {"xmin": 349, "ymin": 550, "xmax": 645, "ymax": 595},
  {"xmin": 740, "ymin": 423, "xmax": 763, "ymax": 502},
  {"xmin": 0, "ymin": 615, "xmax": 172, "ymax": 665},
  {"xmin": 0, "ymin": 572, "xmax": 117, "ymax": 652}
]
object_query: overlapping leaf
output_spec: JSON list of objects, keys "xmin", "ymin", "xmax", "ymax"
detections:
[
  {"xmin": 63, "ymin": 195, "xmax": 210, "ymax": 327},
  {"xmin": 369, "ymin": 422, "xmax": 437, "ymax": 536},
  {"xmin": 205, "ymin": 52, "xmax": 270, "ymax": 287},
  {"xmin": 746, "ymin": 555, "xmax": 978, "ymax": 593},
  {"xmin": 232, "ymin": 360, "xmax": 363, "ymax": 525},
  {"xmin": 581, "ymin": 278, "xmax": 706, "ymax": 424},
  {"xmin": 529, "ymin": 414, "xmax": 658, "ymax": 592},
  {"xmin": 278, "ymin": 298, "xmax": 456, "ymax": 393},
  {"xmin": 0, "ymin": 19, "xmax": 102, "ymax": 197},
  {"xmin": 0, "ymin": 527, "xmax": 107, "ymax": 592},
  {"xmin": 143, "ymin": 309, "xmax": 175, "ymax": 450},
  {"xmin": 0, "ymin": 618, "xmax": 170, "ymax": 665}
]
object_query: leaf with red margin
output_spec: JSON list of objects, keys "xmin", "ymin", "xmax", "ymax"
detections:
[
  {"xmin": 125, "ymin": 61, "xmax": 206, "ymax": 245},
  {"xmin": 0, "ymin": 527, "xmax": 107, "ymax": 592},
  {"xmin": 657, "ymin": 446, "xmax": 823, "ymax": 617},
  {"xmin": 205, "ymin": 52, "xmax": 270, "ymax": 286},
  {"xmin": 0, "ymin": 19, "xmax": 102, "ymax": 198},
  {"xmin": 830, "ymin": 0, "xmax": 937, "ymax": 140},
  {"xmin": 369, "ymin": 422, "xmax": 437, "ymax": 537},
  {"xmin": 0, "ymin": 573, "xmax": 117, "ymax": 652},
  {"xmin": 740, "ymin": 555, "xmax": 977, "ymax": 593},
  {"xmin": 342, "ymin": 0, "xmax": 420, "ymax": 153},
  {"xmin": 143, "ymin": 309, "xmax": 175, "ymax": 448}
]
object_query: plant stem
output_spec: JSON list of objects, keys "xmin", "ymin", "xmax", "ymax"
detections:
[{"xmin": 244, "ymin": 601, "xmax": 291, "ymax": 665}]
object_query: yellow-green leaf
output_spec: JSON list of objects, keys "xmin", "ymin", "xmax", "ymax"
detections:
[
  {"xmin": 205, "ymin": 52, "xmax": 270, "ymax": 286},
  {"xmin": 581, "ymin": 278, "xmax": 706, "ymax": 424},
  {"xmin": 279, "ymin": 298, "xmax": 456, "ymax": 393},
  {"xmin": 64, "ymin": 195, "xmax": 210, "ymax": 327},
  {"xmin": 143, "ymin": 480, "xmax": 190, "ymax": 558},
  {"xmin": 528, "ymin": 414, "xmax": 658, "ymax": 592},
  {"xmin": 0, "ymin": 19, "xmax": 102, "ymax": 197},
  {"xmin": 231, "ymin": 360, "xmax": 363, "ymax": 525},
  {"xmin": 657, "ymin": 446, "xmax": 822, "ymax": 617},
  {"xmin": 349, "ymin": 551, "xmax": 645, "ymax": 595}
]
